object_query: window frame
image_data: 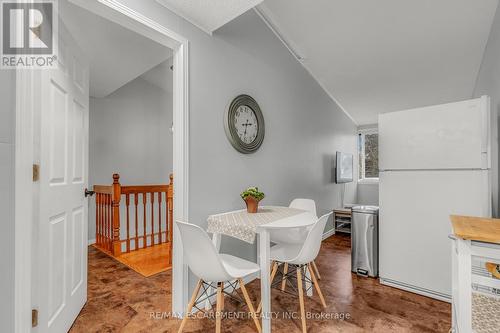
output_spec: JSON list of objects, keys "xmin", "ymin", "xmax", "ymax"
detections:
[{"xmin": 358, "ymin": 128, "xmax": 379, "ymax": 184}]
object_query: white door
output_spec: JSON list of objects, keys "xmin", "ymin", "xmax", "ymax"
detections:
[
  {"xmin": 378, "ymin": 96, "xmax": 489, "ymax": 171},
  {"xmin": 379, "ymin": 169, "xmax": 490, "ymax": 298},
  {"xmin": 37, "ymin": 20, "xmax": 89, "ymax": 332}
]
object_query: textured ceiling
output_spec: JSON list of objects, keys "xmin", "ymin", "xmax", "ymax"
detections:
[{"xmin": 259, "ymin": 0, "xmax": 499, "ymax": 125}]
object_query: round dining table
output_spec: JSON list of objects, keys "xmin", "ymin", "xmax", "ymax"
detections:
[{"xmin": 207, "ymin": 206, "xmax": 317, "ymax": 333}]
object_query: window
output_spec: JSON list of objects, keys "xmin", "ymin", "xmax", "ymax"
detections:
[{"xmin": 358, "ymin": 129, "xmax": 379, "ymax": 182}]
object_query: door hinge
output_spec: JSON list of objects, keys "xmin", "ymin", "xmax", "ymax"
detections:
[
  {"xmin": 32, "ymin": 309, "xmax": 38, "ymax": 327},
  {"xmin": 33, "ymin": 164, "xmax": 40, "ymax": 182}
]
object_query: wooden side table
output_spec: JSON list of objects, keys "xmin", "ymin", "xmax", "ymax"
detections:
[{"xmin": 333, "ymin": 208, "xmax": 352, "ymax": 234}]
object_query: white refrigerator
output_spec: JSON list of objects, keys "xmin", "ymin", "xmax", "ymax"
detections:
[{"xmin": 378, "ymin": 96, "xmax": 492, "ymax": 301}]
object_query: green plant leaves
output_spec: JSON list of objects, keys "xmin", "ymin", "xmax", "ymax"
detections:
[{"xmin": 240, "ymin": 187, "xmax": 265, "ymax": 200}]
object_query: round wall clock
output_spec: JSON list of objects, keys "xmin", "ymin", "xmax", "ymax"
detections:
[{"xmin": 224, "ymin": 94, "xmax": 265, "ymax": 154}]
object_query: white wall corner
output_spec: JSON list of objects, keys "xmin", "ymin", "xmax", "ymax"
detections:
[{"xmin": 322, "ymin": 228, "xmax": 336, "ymax": 240}]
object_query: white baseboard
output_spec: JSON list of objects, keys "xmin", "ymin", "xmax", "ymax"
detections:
[
  {"xmin": 379, "ymin": 278, "xmax": 451, "ymax": 303},
  {"xmin": 88, "ymin": 238, "xmax": 96, "ymax": 246},
  {"xmin": 322, "ymin": 228, "xmax": 336, "ymax": 240}
]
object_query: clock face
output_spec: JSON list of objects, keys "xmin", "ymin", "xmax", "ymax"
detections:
[
  {"xmin": 235, "ymin": 105, "xmax": 258, "ymax": 144},
  {"xmin": 224, "ymin": 95, "xmax": 265, "ymax": 154}
]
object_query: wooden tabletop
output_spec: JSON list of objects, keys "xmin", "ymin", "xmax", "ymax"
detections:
[
  {"xmin": 450, "ymin": 215, "xmax": 500, "ymax": 244},
  {"xmin": 333, "ymin": 208, "xmax": 352, "ymax": 214}
]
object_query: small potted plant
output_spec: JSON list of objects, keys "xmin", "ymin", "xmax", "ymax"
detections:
[{"xmin": 240, "ymin": 187, "xmax": 265, "ymax": 213}]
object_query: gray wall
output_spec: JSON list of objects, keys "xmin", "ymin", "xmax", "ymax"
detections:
[
  {"xmin": 0, "ymin": 71, "xmax": 15, "ymax": 333},
  {"xmin": 113, "ymin": 1, "xmax": 358, "ymax": 292},
  {"xmin": 357, "ymin": 183, "xmax": 379, "ymax": 205},
  {"xmin": 89, "ymin": 76, "xmax": 173, "ymax": 240},
  {"xmin": 191, "ymin": 12, "xmax": 358, "ymax": 255},
  {"xmin": 473, "ymin": 3, "xmax": 500, "ymax": 217}
]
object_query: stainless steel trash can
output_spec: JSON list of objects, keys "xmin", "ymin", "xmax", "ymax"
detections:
[{"xmin": 351, "ymin": 205, "xmax": 379, "ymax": 277}]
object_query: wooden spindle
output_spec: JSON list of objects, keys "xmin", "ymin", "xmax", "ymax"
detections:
[
  {"xmin": 109, "ymin": 194, "xmax": 113, "ymax": 251},
  {"xmin": 99, "ymin": 194, "xmax": 102, "ymax": 247},
  {"xmin": 102, "ymin": 194, "xmax": 106, "ymax": 250},
  {"xmin": 100, "ymin": 194, "xmax": 104, "ymax": 248},
  {"xmin": 134, "ymin": 193, "xmax": 139, "ymax": 251},
  {"xmin": 109, "ymin": 194, "xmax": 112, "ymax": 251},
  {"xmin": 108, "ymin": 194, "xmax": 112, "ymax": 251},
  {"xmin": 151, "ymin": 192, "xmax": 155, "ymax": 246},
  {"xmin": 100, "ymin": 194, "xmax": 103, "ymax": 248},
  {"xmin": 106, "ymin": 196, "xmax": 109, "ymax": 248},
  {"xmin": 158, "ymin": 191, "xmax": 162, "ymax": 244},
  {"xmin": 95, "ymin": 193, "xmax": 100, "ymax": 247},
  {"xmin": 112, "ymin": 174, "xmax": 121, "ymax": 256},
  {"xmin": 100, "ymin": 194, "xmax": 103, "ymax": 247},
  {"xmin": 104, "ymin": 194, "xmax": 108, "ymax": 250},
  {"xmin": 126, "ymin": 193, "xmax": 130, "ymax": 253},
  {"xmin": 143, "ymin": 192, "xmax": 147, "ymax": 248}
]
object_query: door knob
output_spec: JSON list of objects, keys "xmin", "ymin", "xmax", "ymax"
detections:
[{"xmin": 84, "ymin": 188, "xmax": 95, "ymax": 197}]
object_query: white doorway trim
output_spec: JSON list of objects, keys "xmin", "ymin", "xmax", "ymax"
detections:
[{"xmin": 14, "ymin": 1, "xmax": 190, "ymax": 330}]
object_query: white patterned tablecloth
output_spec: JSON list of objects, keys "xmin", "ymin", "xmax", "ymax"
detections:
[{"xmin": 207, "ymin": 206, "xmax": 307, "ymax": 244}]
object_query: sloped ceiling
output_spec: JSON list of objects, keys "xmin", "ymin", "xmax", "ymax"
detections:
[
  {"xmin": 258, "ymin": 0, "xmax": 499, "ymax": 125},
  {"xmin": 60, "ymin": 1, "xmax": 172, "ymax": 98},
  {"xmin": 156, "ymin": 0, "xmax": 263, "ymax": 34},
  {"xmin": 140, "ymin": 58, "xmax": 174, "ymax": 94}
]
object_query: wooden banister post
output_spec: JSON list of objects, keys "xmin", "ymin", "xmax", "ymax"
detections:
[
  {"xmin": 112, "ymin": 173, "xmax": 122, "ymax": 256},
  {"xmin": 168, "ymin": 174, "xmax": 174, "ymax": 265}
]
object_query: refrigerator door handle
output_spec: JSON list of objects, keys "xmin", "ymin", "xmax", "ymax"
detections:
[{"xmin": 479, "ymin": 95, "xmax": 491, "ymax": 169}]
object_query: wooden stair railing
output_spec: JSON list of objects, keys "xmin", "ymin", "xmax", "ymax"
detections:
[
  {"xmin": 93, "ymin": 174, "xmax": 173, "ymax": 265},
  {"xmin": 94, "ymin": 184, "xmax": 114, "ymax": 253}
]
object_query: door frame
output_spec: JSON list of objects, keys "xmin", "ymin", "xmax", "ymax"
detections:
[{"xmin": 14, "ymin": 1, "xmax": 190, "ymax": 330}]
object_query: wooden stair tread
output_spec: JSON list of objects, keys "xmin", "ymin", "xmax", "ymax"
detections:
[{"xmin": 93, "ymin": 243, "xmax": 171, "ymax": 277}]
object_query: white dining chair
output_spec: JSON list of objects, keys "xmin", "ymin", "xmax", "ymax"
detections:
[
  {"xmin": 269, "ymin": 199, "xmax": 317, "ymax": 245},
  {"xmin": 289, "ymin": 198, "xmax": 322, "ymax": 279},
  {"xmin": 176, "ymin": 221, "xmax": 261, "ymax": 333},
  {"xmin": 269, "ymin": 198, "xmax": 322, "ymax": 282},
  {"xmin": 258, "ymin": 212, "xmax": 332, "ymax": 333},
  {"xmin": 289, "ymin": 198, "xmax": 317, "ymax": 217}
]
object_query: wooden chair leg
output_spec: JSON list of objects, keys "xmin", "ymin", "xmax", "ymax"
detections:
[
  {"xmin": 270, "ymin": 262, "xmax": 279, "ymax": 286},
  {"xmin": 312, "ymin": 260, "xmax": 321, "ymax": 280},
  {"xmin": 216, "ymin": 282, "xmax": 223, "ymax": 333},
  {"xmin": 239, "ymin": 278, "xmax": 262, "ymax": 333},
  {"xmin": 178, "ymin": 279, "xmax": 203, "ymax": 333},
  {"xmin": 257, "ymin": 262, "xmax": 279, "ymax": 313},
  {"xmin": 281, "ymin": 263, "xmax": 288, "ymax": 291},
  {"xmin": 308, "ymin": 264, "xmax": 327, "ymax": 308},
  {"xmin": 220, "ymin": 281, "xmax": 225, "ymax": 311},
  {"xmin": 297, "ymin": 267, "xmax": 307, "ymax": 333}
]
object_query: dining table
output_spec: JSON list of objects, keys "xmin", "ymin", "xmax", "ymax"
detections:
[{"xmin": 206, "ymin": 206, "xmax": 317, "ymax": 333}]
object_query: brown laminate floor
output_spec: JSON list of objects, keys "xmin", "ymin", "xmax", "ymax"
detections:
[{"xmin": 70, "ymin": 234, "xmax": 451, "ymax": 332}]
